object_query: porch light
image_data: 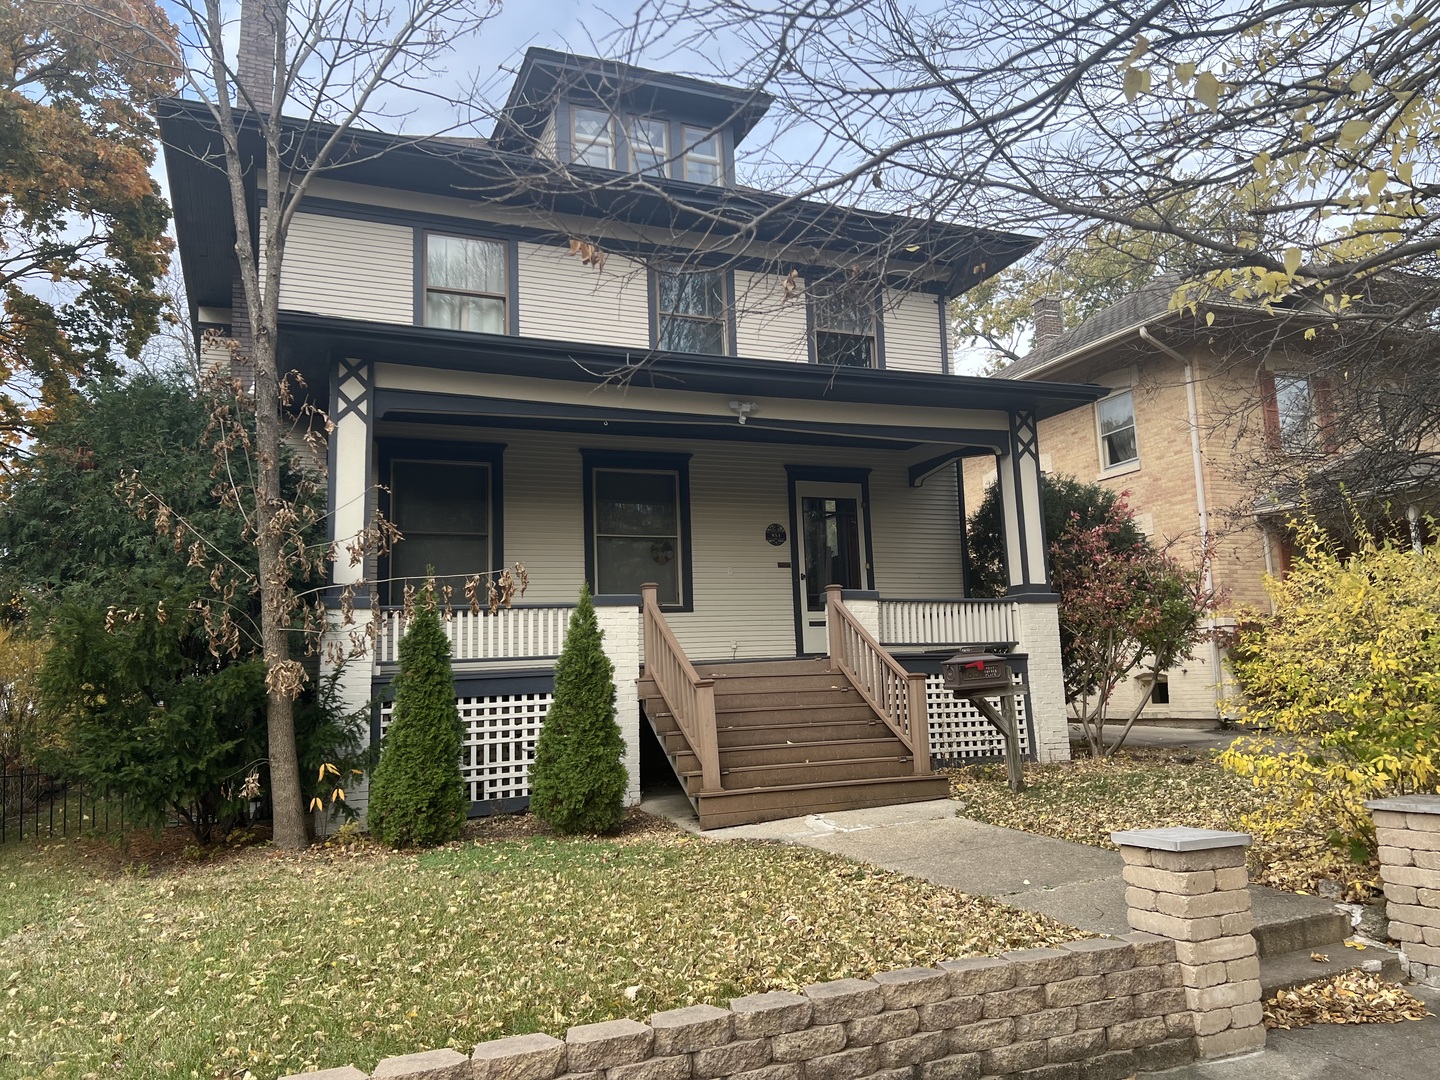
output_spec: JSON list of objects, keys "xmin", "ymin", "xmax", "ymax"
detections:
[{"xmin": 728, "ymin": 400, "xmax": 759, "ymax": 425}]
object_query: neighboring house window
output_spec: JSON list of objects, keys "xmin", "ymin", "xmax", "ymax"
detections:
[
  {"xmin": 1096, "ymin": 390, "xmax": 1139, "ymax": 469},
  {"xmin": 1274, "ymin": 374, "xmax": 1314, "ymax": 453},
  {"xmin": 590, "ymin": 466, "xmax": 687, "ymax": 606},
  {"xmin": 424, "ymin": 234, "xmax": 507, "ymax": 333},
  {"xmin": 811, "ymin": 285, "xmax": 877, "ymax": 367},
  {"xmin": 572, "ymin": 107, "xmax": 616, "ymax": 168},
  {"xmin": 629, "ymin": 116, "xmax": 669, "ymax": 177},
  {"xmin": 389, "ymin": 458, "xmax": 492, "ymax": 600},
  {"xmin": 682, "ymin": 126, "xmax": 722, "ymax": 184},
  {"xmin": 655, "ymin": 265, "xmax": 727, "ymax": 353}
]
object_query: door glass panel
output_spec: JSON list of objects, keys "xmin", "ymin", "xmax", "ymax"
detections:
[{"xmin": 802, "ymin": 496, "xmax": 862, "ymax": 610}]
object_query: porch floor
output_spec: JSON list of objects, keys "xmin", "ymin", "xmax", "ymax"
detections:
[{"xmin": 639, "ymin": 658, "xmax": 950, "ymax": 830}]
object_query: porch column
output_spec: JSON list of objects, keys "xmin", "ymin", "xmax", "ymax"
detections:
[
  {"xmin": 995, "ymin": 410, "xmax": 1050, "ymax": 593},
  {"xmin": 594, "ymin": 595, "xmax": 644, "ymax": 807}
]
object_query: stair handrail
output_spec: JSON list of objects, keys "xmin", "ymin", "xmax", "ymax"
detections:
[
  {"xmin": 825, "ymin": 585, "xmax": 932, "ymax": 775},
  {"xmin": 640, "ymin": 583, "xmax": 722, "ymax": 792}
]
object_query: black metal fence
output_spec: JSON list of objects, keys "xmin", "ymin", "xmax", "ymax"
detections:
[{"xmin": 0, "ymin": 768, "xmax": 125, "ymax": 843}]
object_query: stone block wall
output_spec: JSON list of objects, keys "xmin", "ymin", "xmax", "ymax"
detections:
[
  {"xmin": 285, "ymin": 938, "xmax": 1199, "ymax": 1080},
  {"xmin": 1368, "ymin": 795, "xmax": 1440, "ymax": 987}
]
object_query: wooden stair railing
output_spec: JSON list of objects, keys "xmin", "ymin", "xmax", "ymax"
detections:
[
  {"xmin": 824, "ymin": 585, "xmax": 932, "ymax": 775},
  {"xmin": 641, "ymin": 582, "xmax": 722, "ymax": 793}
]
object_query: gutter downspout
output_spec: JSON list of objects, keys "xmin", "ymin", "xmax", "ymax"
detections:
[{"xmin": 1138, "ymin": 327, "xmax": 1228, "ymax": 723}]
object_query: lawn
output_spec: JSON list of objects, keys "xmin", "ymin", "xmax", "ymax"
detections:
[
  {"xmin": 946, "ymin": 747, "xmax": 1378, "ymax": 898},
  {"xmin": 0, "ymin": 816, "xmax": 1080, "ymax": 1080}
]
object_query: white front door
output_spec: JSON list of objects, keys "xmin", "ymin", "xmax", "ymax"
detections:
[{"xmin": 794, "ymin": 481, "xmax": 870, "ymax": 654}]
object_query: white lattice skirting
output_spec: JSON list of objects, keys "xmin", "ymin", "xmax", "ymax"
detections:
[
  {"xmin": 923, "ymin": 671, "xmax": 1032, "ymax": 765},
  {"xmin": 379, "ymin": 692, "xmax": 553, "ymax": 805}
]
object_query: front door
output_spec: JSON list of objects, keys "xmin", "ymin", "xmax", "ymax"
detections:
[{"xmin": 795, "ymin": 481, "xmax": 870, "ymax": 654}]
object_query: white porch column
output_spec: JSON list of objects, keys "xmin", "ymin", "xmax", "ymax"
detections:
[
  {"xmin": 1014, "ymin": 598, "xmax": 1069, "ymax": 764},
  {"xmin": 995, "ymin": 410, "xmax": 1050, "ymax": 593},
  {"xmin": 837, "ymin": 589, "xmax": 881, "ymax": 639},
  {"xmin": 318, "ymin": 608, "xmax": 376, "ymax": 830},
  {"xmin": 594, "ymin": 595, "xmax": 644, "ymax": 807}
]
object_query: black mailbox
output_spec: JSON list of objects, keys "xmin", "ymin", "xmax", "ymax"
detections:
[{"xmin": 942, "ymin": 647, "xmax": 1013, "ymax": 695}]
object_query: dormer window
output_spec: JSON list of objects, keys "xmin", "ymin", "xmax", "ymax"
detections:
[
  {"xmin": 682, "ymin": 126, "xmax": 722, "ymax": 184},
  {"xmin": 572, "ymin": 107, "xmax": 615, "ymax": 168},
  {"xmin": 629, "ymin": 117, "xmax": 668, "ymax": 177}
]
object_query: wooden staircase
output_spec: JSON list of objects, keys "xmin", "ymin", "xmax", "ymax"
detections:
[{"xmin": 640, "ymin": 658, "xmax": 952, "ymax": 830}]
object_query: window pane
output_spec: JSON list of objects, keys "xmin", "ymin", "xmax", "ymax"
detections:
[
  {"xmin": 1275, "ymin": 375, "xmax": 1313, "ymax": 451},
  {"xmin": 658, "ymin": 268, "xmax": 724, "ymax": 316},
  {"xmin": 596, "ymin": 470, "xmax": 678, "ymax": 534},
  {"xmin": 1103, "ymin": 427, "xmax": 1138, "ymax": 467},
  {"xmin": 573, "ymin": 108, "xmax": 614, "ymax": 168},
  {"xmin": 1098, "ymin": 392, "xmax": 1137, "ymax": 466},
  {"xmin": 815, "ymin": 331, "xmax": 873, "ymax": 368},
  {"xmin": 392, "ymin": 461, "xmax": 490, "ymax": 534},
  {"xmin": 813, "ymin": 288, "xmax": 873, "ymax": 335},
  {"xmin": 574, "ymin": 108, "xmax": 611, "ymax": 139},
  {"xmin": 630, "ymin": 117, "xmax": 668, "ymax": 176},
  {"xmin": 660, "ymin": 316, "xmax": 726, "ymax": 354},
  {"xmin": 684, "ymin": 156, "xmax": 720, "ymax": 184},
  {"xmin": 392, "ymin": 535, "xmax": 489, "ymax": 586},
  {"xmin": 596, "ymin": 536, "xmax": 679, "ymax": 603},
  {"xmin": 425, "ymin": 292, "xmax": 505, "ymax": 334},
  {"xmin": 427, "ymin": 235, "xmax": 504, "ymax": 294}
]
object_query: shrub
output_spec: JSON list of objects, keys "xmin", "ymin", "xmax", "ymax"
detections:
[
  {"xmin": 529, "ymin": 583, "xmax": 626, "ymax": 834},
  {"xmin": 367, "ymin": 588, "xmax": 467, "ymax": 848},
  {"xmin": 1222, "ymin": 517, "xmax": 1440, "ymax": 887}
]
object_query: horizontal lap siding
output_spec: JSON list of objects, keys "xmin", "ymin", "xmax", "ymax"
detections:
[
  {"xmin": 733, "ymin": 270, "xmax": 808, "ymax": 363},
  {"xmin": 869, "ymin": 462, "xmax": 965, "ymax": 599},
  {"xmin": 262, "ymin": 212, "xmax": 414, "ymax": 323},
  {"xmin": 515, "ymin": 242, "xmax": 650, "ymax": 347},
  {"xmin": 883, "ymin": 288, "xmax": 944, "ymax": 373}
]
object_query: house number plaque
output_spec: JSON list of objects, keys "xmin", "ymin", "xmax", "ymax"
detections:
[{"xmin": 765, "ymin": 523, "xmax": 787, "ymax": 546}]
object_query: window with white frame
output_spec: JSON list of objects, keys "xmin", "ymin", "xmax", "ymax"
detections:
[
  {"xmin": 592, "ymin": 468, "xmax": 684, "ymax": 605},
  {"xmin": 682, "ymin": 126, "xmax": 722, "ymax": 184},
  {"xmin": 1096, "ymin": 390, "xmax": 1139, "ymax": 469},
  {"xmin": 655, "ymin": 265, "xmax": 727, "ymax": 353},
  {"xmin": 1274, "ymin": 374, "xmax": 1315, "ymax": 453},
  {"xmin": 811, "ymin": 285, "xmax": 877, "ymax": 367},
  {"xmin": 571, "ymin": 107, "xmax": 616, "ymax": 168},
  {"xmin": 389, "ymin": 459, "xmax": 492, "ymax": 600},
  {"xmin": 424, "ymin": 234, "xmax": 507, "ymax": 334},
  {"xmin": 629, "ymin": 116, "xmax": 669, "ymax": 177}
]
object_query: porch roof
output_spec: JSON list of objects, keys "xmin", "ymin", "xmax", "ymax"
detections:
[{"xmin": 278, "ymin": 311, "xmax": 1108, "ymax": 423}]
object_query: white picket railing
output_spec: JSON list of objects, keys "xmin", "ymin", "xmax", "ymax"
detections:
[
  {"xmin": 877, "ymin": 599, "xmax": 1018, "ymax": 648},
  {"xmin": 376, "ymin": 604, "xmax": 575, "ymax": 664}
]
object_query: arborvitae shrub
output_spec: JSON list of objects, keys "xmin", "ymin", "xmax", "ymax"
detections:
[
  {"xmin": 529, "ymin": 583, "xmax": 627, "ymax": 834},
  {"xmin": 367, "ymin": 589, "xmax": 467, "ymax": 847}
]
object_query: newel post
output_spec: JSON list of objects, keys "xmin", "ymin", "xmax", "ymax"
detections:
[
  {"xmin": 640, "ymin": 583, "xmax": 658, "ymax": 669},
  {"xmin": 906, "ymin": 671, "xmax": 931, "ymax": 774},
  {"xmin": 825, "ymin": 584, "xmax": 845, "ymax": 671}
]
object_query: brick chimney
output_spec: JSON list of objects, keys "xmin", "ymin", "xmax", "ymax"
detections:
[
  {"xmin": 1032, "ymin": 296, "xmax": 1065, "ymax": 347},
  {"xmin": 236, "ymin": 0, "xmax": 283, "ymax": 111}
]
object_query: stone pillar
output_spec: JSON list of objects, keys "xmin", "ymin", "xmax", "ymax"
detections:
[
  {"xmin": 1368, "ymin": 795, "xmax": 1440, "ymax": 987},
  {"xmin": 594, "ymin": 595, "xmax": 643, "ymax": 807},
  {"xmin": 1112, "ymin": 827, "xmax": 1265, "ymax": 1061},
  {"xmin": 1012, "ymin": 598, "xmax": 1069, "ymax": 764}
]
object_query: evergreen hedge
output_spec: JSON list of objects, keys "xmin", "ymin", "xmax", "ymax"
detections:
[
  {"xmin": 367, "ymin": 591, "xmax": 467, "ymax": 847},
  {"xmin": 529, "ymin": 584, "xmax": 627, "ymax": 834}
]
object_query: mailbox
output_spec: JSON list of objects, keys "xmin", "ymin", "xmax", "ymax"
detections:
[{"xmin": 942, "ymin": 647, "xmax": 1013, "ymax": 695}]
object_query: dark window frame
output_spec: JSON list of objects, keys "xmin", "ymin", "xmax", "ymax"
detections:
[
  {"xmin": 581, "ymin": 449, "xmax": 693, "ymax": 611},
  {"xmin": 420, "ymin": 231, "xmax": 514, "ymax": 335},
  {"xmin": 651, "ymin": 263, "xmax": 731, "ymax": 355},
  {"xmin": 807, "ymin": 281, "xmax": 883, "ymax": 369}
]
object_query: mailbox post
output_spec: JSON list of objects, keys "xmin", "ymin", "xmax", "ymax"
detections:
[{"xmin": 942, "ymin": 648, "xmax": 1027, "ymax": 793}]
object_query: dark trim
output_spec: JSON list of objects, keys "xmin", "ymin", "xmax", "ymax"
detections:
[
  {"xmin": 470, "ymin": 796, "xmax": 529, "ymax": 818},
  {"xmin": 376, "ymin": 437, "xmax": 506, "ymax": 604},
  {"xmin": 455, "ymin": 671, "xmax": 555, "ymax": 697},
  {"xmin": 938, "ymin": 295, "xmax": 951, "ymax": 376},
  {"xmin": 328, "ymin": 359, "xmax": 374, "ymax": 588},
  {"xmin": 320, "ymin": 585, "xmax": 374, "ymax": 609},
  {"xmin": 803, "ymin": 287, "xmax": 817, "ymax": 365},
  {"xmin": 784, "ymin": 465, "xmax": 877, "ymax": 653},
  {"xmin": 581, "ymin": 449, "xmax": 694, "ymax": 612},
  {"xmin": 593, "ymin": 593, "xmax": 642, "ymax": 608},
  {"xmin": 839, "ymin": 589, "xmax": 880, "ymax": 601},
  {"xmin": 725, "ymin": 269, "xmax": 738, "ymax": 357},
  {"xmin": 416, "ymin": 228, "xmax": 517, "ymax": 337},
  {"xmin": 873, "ymin": 294, "xmax": 887, "ymax": 370},
  {"xmin": 411, "ymin": 228, "xmax": 424, "ymax": 326},
  {"xmin": 956, "ymin": 462, "xmax": 972, "ymax": 597},
  {"xmin": 909, "ymin": 448, "xmax": 994, "ymax": 487},
  {"xmin": 1005, "ymin": 587, "xmax": 1062, "ymax": 601},
  {"xmin": 647, "ymin": 262, "xmax": 734, "ymax": 356},
  {"xmin": 1009, "ymin": 412, "xmax": 1030, "ymax": 588}
]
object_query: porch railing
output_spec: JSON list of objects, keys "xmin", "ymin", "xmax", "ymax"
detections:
[
  {"xmin": 641, "ymin": 582, "xmax": 721, "ymax": 792},
  {"xmin": 825, "ymin": 586, "xmax": 931, "ymax": 774},
  {"xmin": 376, "ymin": 604, "xmax": 575, "ymax": 665},
  {"xmin": 877, "ymin": 598, "xmax": 1018, "ymax": 648}
]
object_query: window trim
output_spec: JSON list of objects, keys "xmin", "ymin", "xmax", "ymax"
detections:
[
  {"xmin": 581, "ymin": 449, "xmax": 693, "ymax": 611},
  {"xmin": 1095, "ymin": 388, "xmax": 1140, "ymax": 474},
  {"xmin": 681, "ymin": 124, "xmax": 723, "ymax": 184},
  {"xmin": 571, "ymin": 105, "xmax": 617, "ymax": 169},
  {"xmin": 628, "ymin": 115, "xmax": 670, "ymax": 178},
  {"xmin": 806, "ymin": 282, "xmax": 883, "ymax": 369},
  {"xmin": 418, "ymin": 230, "xmax": 515, "ymax": 335},
  {"xmin": 651, "ymin": 264, "xmax": 732, "ymax": 355},
  {"xmin": 1273, "ymin": 373, "xmax": 1314, "ymax": 455},
  {"xmin": 377, "ymin": 439, "xmax": 506, "ymax": 606}
]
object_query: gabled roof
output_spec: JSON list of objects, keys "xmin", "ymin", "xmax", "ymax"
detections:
[{"xmin": 1002, "ymin": 275, "xmax": 1184, "ymax": 380}]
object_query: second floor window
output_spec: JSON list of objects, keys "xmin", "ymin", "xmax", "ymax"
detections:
[
  {"xmin": 656, "ymin": 266, "xmax": 726, "ymax": 353},
  {"xmin": 812, "ymin": 286, "xmax": 877, "ymax": 367},
  {"xmin": 629, "ymin": 117, "xmax": 668, "ymax": 177},
  {"xmin": 424, "ymin": 234, "xmax": 507, "ymax": 334},
  {"xmin": 572, "ymin": 107, "xmax": 616, "ymax": 168},
  {"xmin": 682, "ymin": 126, "xmax": 721, "ymax": 184},
  {"xmin": 1274, "ymin": 374, "xmax": 1314, "ymax": 453},
  {"xmin": 1097, "ymin": 390, "xmax": 1138, "ymax": 469}
]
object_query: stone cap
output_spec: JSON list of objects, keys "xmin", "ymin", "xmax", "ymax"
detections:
[
  {"xmin": 1110, "ymin": 827, "xmax": 1251, "ymax": 851},
  {"xmin": 1366, "ymin": 796, "xmax": 1440, "ymax": 815}
]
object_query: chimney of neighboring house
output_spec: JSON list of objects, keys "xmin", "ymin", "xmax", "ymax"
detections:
[
  {"xmin": 1032, "ymin": 296, "xmax": 1065, "ymax": 347},
  {"xmin": 236, "ymin": 0, "xmax": 282, "ymax": 111}
]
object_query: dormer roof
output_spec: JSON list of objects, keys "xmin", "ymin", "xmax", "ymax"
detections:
[{"xmin": 491, "ymin": 47, "xmax": 773, "ymax": 154}]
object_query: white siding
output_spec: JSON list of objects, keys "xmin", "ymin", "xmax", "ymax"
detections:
[
  {"xmin": 733, "ymin": 269, "xmax": 809, "ymax": 362},
  {"xmin": 515, "ymin": 242, "xmax": 650, "ymax": 348},
  {"xmin": 883, "ymin": 288, "xmax": 945, "ymax": 374},
  {"xmin": 260, "ymin": 212, "xmax": 414, "ymax": 323},
  {"xmin": 537, "ymin": 112, "xmax": 559, "ymax": 160}
]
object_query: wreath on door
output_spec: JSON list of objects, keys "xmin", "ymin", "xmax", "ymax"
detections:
[{"xmin": 651, "ymin": 540, "xmax": 675, "ymax": 565}]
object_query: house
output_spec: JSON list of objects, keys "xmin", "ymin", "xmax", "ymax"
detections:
[
  {"xmin": 160, "ymin": 35, "xmax": 1108, "ymax": 827},
  {"xmin": 967, "ymin": 277, "xmax": 1440, "ymax": 724}
]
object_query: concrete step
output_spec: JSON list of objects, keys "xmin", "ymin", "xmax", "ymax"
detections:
[
  {"xmin": 1252, "ymin": 895, "xmax": 1354, "ymax": 958},
  {"xmin": 1259, "ymin": 942, "xmax": 1406, "ymax": 997}
]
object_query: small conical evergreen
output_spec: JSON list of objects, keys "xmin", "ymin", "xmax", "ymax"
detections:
[
  {"xmin": 529, "ymin": 583, "xmax": 627, "ymax": 833},
  {"xmin": 367, "ymin": 586, "xmax": 467, "ymax": 847}
]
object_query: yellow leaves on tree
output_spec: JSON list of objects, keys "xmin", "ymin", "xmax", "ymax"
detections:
[{"xmin": 0, "ymin": 0, "xmax": 177, "ymax": 457}]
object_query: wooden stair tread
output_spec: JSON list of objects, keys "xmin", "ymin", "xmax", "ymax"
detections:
[
  {"xmin": 696, "ymin": 773, "xmax": 950, "ymax": 798},
  {"xmin": 679, "ymin": 755, "xmax": 912, "ymax": 779}
]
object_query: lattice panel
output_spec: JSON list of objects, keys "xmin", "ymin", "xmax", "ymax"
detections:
[
  {"xmin": 924, "ymin": 672, "xmax": 1032, "ymax": 765},
  {"xmin": 379, "ymin": 693, "xmax": 552, "ymax": 804}
]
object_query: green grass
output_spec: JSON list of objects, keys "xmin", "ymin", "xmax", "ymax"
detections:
[{"xmin": 0, "ymin": 820, "xmax": 1080, "ymax": 1080}]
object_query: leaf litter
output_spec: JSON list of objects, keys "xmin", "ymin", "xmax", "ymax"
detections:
[{"xmin": 1264, "ymin": 971, "xmax": 1432, "ymax": 1029}]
